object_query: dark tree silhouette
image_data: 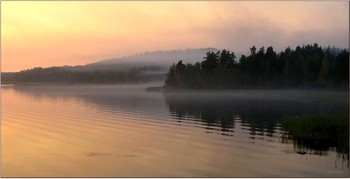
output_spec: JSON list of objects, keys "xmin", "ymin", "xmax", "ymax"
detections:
[{"xmin": 164, "ymin": 44, "xmax": 348, "ymax": 90}]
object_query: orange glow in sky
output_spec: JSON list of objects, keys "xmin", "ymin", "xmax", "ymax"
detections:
[{"xmin": 1, "ymin": 1, "xmax": 348, "ymax": 72}]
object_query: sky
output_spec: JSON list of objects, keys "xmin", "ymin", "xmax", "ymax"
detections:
[{"xmin": 1, "ymin": 1, "xmax": 349, "ymax": 72}]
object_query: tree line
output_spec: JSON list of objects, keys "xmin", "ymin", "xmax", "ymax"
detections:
[
  {"xmin": 164, "ymin": 43, "xmax": 349, "ymax": 90},
  {"xmin": 1, "ymin": 65, "xmax": 164, "ymax": 84}
]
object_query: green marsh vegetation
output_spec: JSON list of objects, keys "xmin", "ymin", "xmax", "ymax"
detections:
[{"xmin": 282, "ymin": 113, "xmax": 349, "ymax": 161}]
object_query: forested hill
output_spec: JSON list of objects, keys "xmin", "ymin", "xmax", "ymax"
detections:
[
  {"xmin": 1, "ymin": 48, "xmax": 217, "ymax": 84},
  {"xmin": 164, "ymin": 44, "xmax": 349, "ymax": 90},
  {"xmin": 93, "ymin": 48, "xmax": 219, "ymax": 66}
]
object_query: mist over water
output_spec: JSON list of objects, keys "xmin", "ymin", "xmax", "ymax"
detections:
[{"xmin": 1, "ymin": 84, "xmax": 348, "ymax": 177}]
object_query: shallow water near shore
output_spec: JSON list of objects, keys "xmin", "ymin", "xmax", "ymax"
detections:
[{"xmin": 1, "ymin": 84, "xmax": 349, "ymax": 177}]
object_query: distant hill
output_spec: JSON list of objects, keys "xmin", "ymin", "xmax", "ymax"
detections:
[
  {"xmin": 1, "ymin": 48, "xmax": 221, "ymax": 84},
  {"xmin": 92, "ymin": 48, "xmax": 219, "ymax": 67}
]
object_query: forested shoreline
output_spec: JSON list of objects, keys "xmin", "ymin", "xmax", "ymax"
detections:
[
  {"xmin": 1, "ymin": 43, "xmax": 348, "ymax": 89},
  {"xmin": 164, "ymin": 44, "xmax": 349, "ymax": 90},
  {"xmin": 1, "ymin": 65, "xmax": 165, "ymax": 84}
]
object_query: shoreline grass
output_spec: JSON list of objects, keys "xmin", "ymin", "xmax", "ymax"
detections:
[{"xmin": 282, "ymin": 113, "xmax": 349, "ymax": 157}]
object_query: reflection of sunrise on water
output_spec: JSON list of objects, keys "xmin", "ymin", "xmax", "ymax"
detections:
[{"xmin": 2, "ymin": 85, "xmax": 348, "ymax": 177}]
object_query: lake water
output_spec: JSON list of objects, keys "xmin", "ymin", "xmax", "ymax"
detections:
[{"xmin": 1, "ymin": 84, "xmax": 349, "ymax": 177}]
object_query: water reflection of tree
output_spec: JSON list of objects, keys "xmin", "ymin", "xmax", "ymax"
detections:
[
  {"xmin": 164, "ymin": 93, "xmax": 306, "ymax": 137},
  {"xmin": 167, "ymin": 98, "xmax": 235, "ymax": 133},
  {"xmin": 164, "ymin": 92, "xmax": 349, "ymax": 163}
]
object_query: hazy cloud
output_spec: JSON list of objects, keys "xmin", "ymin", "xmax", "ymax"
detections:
[{"xmin": 2, "ymin": 1, "xmax": 348, "ymax": 72}]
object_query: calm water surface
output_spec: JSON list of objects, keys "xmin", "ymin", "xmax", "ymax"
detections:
[{"xmin": 1, "ymin": 84, "xmax": 349, "ymax": 177}]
